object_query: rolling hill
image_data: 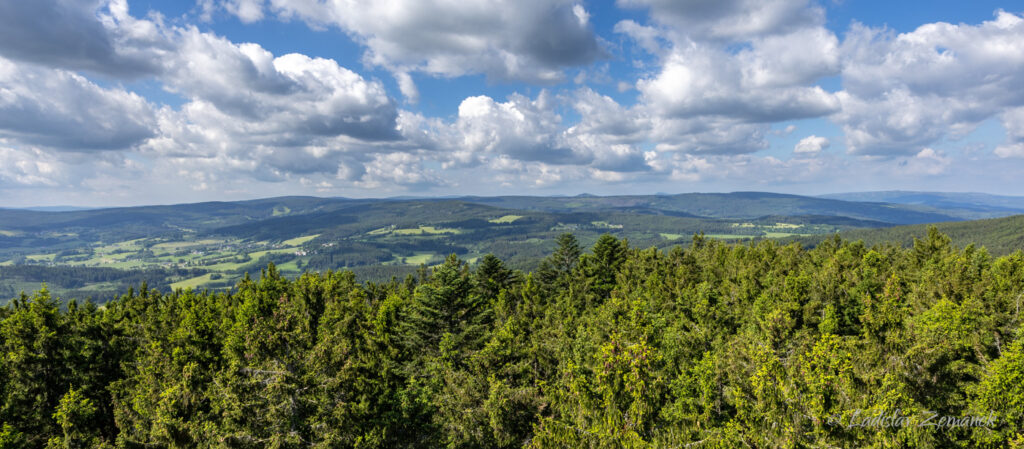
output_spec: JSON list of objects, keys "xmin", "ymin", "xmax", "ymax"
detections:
[
  {"xmin": 788, "ymin": 214, "xmax": 1024, "ymax": 256},
  {"xmin": 3, "ymin": 191, "xmax": 1023, "ymax": 301},
  {"xmin": 820, "ymin": 191, "xmax": 1024, "ymax": 219}
]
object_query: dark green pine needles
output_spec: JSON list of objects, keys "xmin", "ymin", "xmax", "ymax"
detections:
[{"xmin": 1, "ymin": 229, "xmax": 1024, "ymax": 448}]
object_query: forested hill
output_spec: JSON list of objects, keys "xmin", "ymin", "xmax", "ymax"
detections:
[
  {"xmin": 791, "ymin": 214, "xmax": 1024, "ymax": 256},
  {"xmin": 462, "ymin": 191, "xmax": 969, "ymax": 222},
  {"xmin": 5, "ymin": 192, "xmax": 1023, "ymax": 301},
  {"xmin": 820, "ymin": 191, "xmax": 1024, "ymax": 218},
  {"xmin": 2, "ymin": 230, "xmax": 1023, "ymax": 447}
]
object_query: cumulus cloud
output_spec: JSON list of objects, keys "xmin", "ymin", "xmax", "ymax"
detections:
[
  {"xmin": 131, "ymin": 27, "xmax": 419, "ymax": 188},
  {"xmin": 3, "ymin": 0, "xmax": 1023, "ymax": 198},
  {"xmin": 224, "ymin": 0, "xmax": 265, "ymax": 23},
  {"xmin": 0, "ymin": 0, "xmax": 171, "ymax": 77},
  {"xmin": 995, "ymin": 107, "xmax": 1024, "ymax": 158},
  {"xmin": 0, "ymin": 0, "xmax": 421, "ymax": 193},
  {"xmin": 568, "ymin": 89, "xmax": 775, "ymax": 157},
  {"xmin": 739, "ymin": 26, "xmax": 840, "ymax": 87},
  {"xmin": 215, "ymin": 0, "xmax": 605, "ymax": 84},
  {"xmin": 0, "ymin": 141, "xmax": 146, "ymax": 193},
  {"xmin": 445, "ymin": 92, "xmax": 579, "ymax": 166},
  {"xmin": 835, "ymin": 12, "xmax": 1024, "ymax": 155},
  {"xmin": 794, "ymin": 135, "xmax": 830, "ymax": 154},
  {"xmin": 0, "ymin": 146, "xmax": 63, "ymax": 187},
  {"xmin": 637, "ymin": 46, "xmax": 840, "ymax": 122},
  {"xmin": 617, "ymin": 0, "xmax": 824, "ymax": 42},
  {"xmin": 164, "ymin": 29, "xmax": 401, "ymax": 142},
  {"xmin": 898, "ymin": 148, "xmax": 952, "ymax": 175},
  {"xmin": 356, "ymin": 152, "xmax": 446, "ymax": 189},
  {"xmin": 429, "ymin": 90, "xmax": 653, "ymax": 174},
  {"xmin": 995, "ymin": 143, "xmax": 1024, "ymax": 158},
  {"xmin": 0, "ymin": 57, "xmax": 157, "ymax": 151},
  {"xmin": 568, "ymin": 88, "xmax": 647, "ymax": 143},
  {"xmin": 648, "ymin": 117, "xmax": 770, "ymax": 155},
  {"xmin": 394, "ymin": 71, "xmax": 420, "ymax": 104},
  {"xmin": 613, "ymin": 0, "xmax": 841, "ymax": 157}
]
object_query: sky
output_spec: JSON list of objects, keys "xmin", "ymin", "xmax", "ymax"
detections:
[{"xmin": 1, "ymin": 0, "xmax": 1023, "ymax": 207}]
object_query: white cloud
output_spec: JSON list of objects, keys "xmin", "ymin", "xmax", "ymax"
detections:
[
  {"xmin": 394, "ymin": 71, "xmax": 420, "ymax": 104},
  {"xmin": 0, "ymin": 57, "xmax": 156, "ymax": 151},
  {"xmin": 996, "ymin": 106, "xmax": 1024, "ymax": 157},
  {"xmin": 224, "ymin": 0, "xmax": 265, "ymax": 23},
  {"xmin": 994, "ymin": 143, "xmax": 1024, "ymax": 158},
  {"xmin": 1003, "ymin": 107, "xmax": 1024, "ymax": 142},
  {"xmin": 356, "ymin": 152, "xmax": 445, "ymax": 189},
  {"xmin": 739, "ymin": 26, "xmax": 840, "ymax": 87},
  {"xmin": 898, "ymin": 148, "xmax": 951, "ymax": 175},
  {"xmin": 219, "ymin": 0, "xmax": 605, "ymax": 83},
  {"xmin": 568, "ymin": 88, "xmax": 647, "ymax": 142},
  {"xmin": 3, "ymin": 0, "xmax": 1024, "ymax": 199},
  {"xmin": 614, "ymin": 0, "xmax": 841, "ymax": 158},
  {"xmin": 165, "ymin": 30, "xmax": 400, "ymax": 142},
  {"xmin": 648, "ymin": 116, "xmax": 770, "ymax": 155},
  {"xmin": 0, "ymin": 0, "xmax": 172, "ymax": 77},
  {"xmin": 617, "ymin": 0, "xmax": 824, "ymax": 42},
  {"xmin": 446, "ymin": 92, "xmax": 579, "ymax": 166},
  {"xmin": 636, "ymin": 41, "xmax": 840, "ymax": 123},
  {"xmin": 794, "ymin": 135, "xmax": 830, "ymax": 154},
  {"xmin": 137, "ymin": 29, "xmax": 415, "ymax": 186},
  {"xmin": 835, "ymin": 12, "xmax": 1024, "ymax": 156},
  {"xmin": 0, "ymin": 146, "xmax": 62, "ymax": 186},
  {"xmin": 773, "ymin": 124, "xmax": 797, "ymax": 136}
]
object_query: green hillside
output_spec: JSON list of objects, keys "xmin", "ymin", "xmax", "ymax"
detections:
[
  {"xmin": 5, "ymin": 193, "xmax": 1023, "ymax": 298},
  {"xmin": 791, "ymin": 214, "xmax": 1024, "ymax": 256},
  {"xmin": 465, "ymin": 191, "xmax": 966, "ymax": 223}
]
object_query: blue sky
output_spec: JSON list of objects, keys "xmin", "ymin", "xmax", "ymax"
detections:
[{"xmin": 0, "ymin": 0, "xmax": 1023, "ymax": 206}]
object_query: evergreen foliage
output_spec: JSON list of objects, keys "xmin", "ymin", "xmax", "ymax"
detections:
[{"xmin": 1, "ymin": 228, "xmax": 1023, "ymax": 447}]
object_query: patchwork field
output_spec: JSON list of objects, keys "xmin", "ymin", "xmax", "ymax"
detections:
[{"xmin": 6, "ymin": 192, "xmax": 1014, "ymax": 299}]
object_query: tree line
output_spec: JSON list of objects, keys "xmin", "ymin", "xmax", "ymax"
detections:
[{"xmin": 1, "ymin": 229, "xmax": 1023, "ymax": 448}]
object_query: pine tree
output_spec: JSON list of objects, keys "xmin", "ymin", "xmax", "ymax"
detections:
[
  {"xmin": 474, "ymin": 253, "xmax": 517, "ymax": 303},
  {"xmin": 406, "ymin": 254, "xmax": 489, "ymax": 356},
  {"xmin": 536, "ymin": 233, "xmax": 581, "ymax": 294},
  {"xmin": 580, "ymin": 234, "xmax": 628, "ymax": 299}
]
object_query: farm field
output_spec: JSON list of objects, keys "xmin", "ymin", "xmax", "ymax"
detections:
[{"xmin": 3, "ymin": 192, "xmax": 1022, "ymax": 298}]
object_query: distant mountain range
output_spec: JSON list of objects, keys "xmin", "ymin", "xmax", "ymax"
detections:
[
  {"xmin": 1, "ymin": 206, "xmax": 98, "ymax": 212},
  {"xmin": 3, "ymin": 191, "xmax": 1021, "ymax": 250},
  {"xmin": 819, "ymin": 191, "xmax": 1024, "ymax": 218},
  {"xmin": 2, "ymin": 191, "xmax": 1023, "ymax": 300}
]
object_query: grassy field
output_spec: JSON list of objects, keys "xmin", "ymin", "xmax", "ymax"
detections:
[
  {"xmin": 403, "ymin": 253, "xmax": 436, "ymax": 265},
  {"xmin": 276, "ymin": 260, "xmax": 304, "ymax": 272},
  {"xmin": 282, "ymin": 234, "xmax": 319, "ymax": 246},
  {"xmin": 704, "ymin": 234, "xmax": 758, "ymax": 240},
  {"xmin": 151, "ymin": 238, "xmax": 228, "ymax": 254},
  {"xmin": 171, "ymin": 273, "xmax": 216, "ymax": 290},
  {"xmin": 248, "ymin": 247, "xmax": 300, "ymax": 260},
  {"xmin": 26, "ymin": 254, "xmax": 57, "ymax": 262},
  {"xmin": 367, "ymin": 226, "xmax": 394, "ymax": 235},
  {"xmin": 763, "ymin": 232, "xmax": 812, "ymax": 238},
  {"xmin": 488, "ymin": 215, "xmax": 523, "ymax": 224},
  {"xmin": 392, "ymin": 226, "xmax": 461, "ymax": 235}
]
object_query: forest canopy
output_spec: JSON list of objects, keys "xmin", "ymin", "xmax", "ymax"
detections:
[{"xmin": 1, "ymin": 229, "xmax": 1023, "ymax": 448}]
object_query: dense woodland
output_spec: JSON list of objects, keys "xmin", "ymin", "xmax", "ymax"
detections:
[{"xmin": 2, "ymin": 229, "xmax": 1024, "ymax": 448}]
